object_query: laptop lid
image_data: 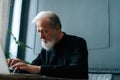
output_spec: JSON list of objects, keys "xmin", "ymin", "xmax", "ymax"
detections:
[{"xmin": 0, "ymin": 42, "xmax": 10, "ymax": 74}]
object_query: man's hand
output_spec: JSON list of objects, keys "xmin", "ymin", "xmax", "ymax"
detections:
[
  {"xmin": 7, "ymin": 58, "xmax": 41, "ymax": 73},
  {"xmin": 12, "ymin": 63, "xmax": 41, "ymax": 73},
  {"xmin": 7, "ymin": 58, "xmax": 24, "ymax": 67}
]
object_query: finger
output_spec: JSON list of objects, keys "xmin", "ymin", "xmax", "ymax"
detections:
[
  {"xmin": 10, "ymin": 59, "xmax": 16, "ymax": 66},
  {"xmin": 10, "ymin": 58, "xmax": 22, "ymax": 66},
  {"xmin": 13, "ymin": 67, "xmax": 19, "ymax": 73},
  {"xmin": 12, "ymin": 62, "xmax": 25, "ymax": 68},
  {"xmin": 13, "ymin": 62, "xmax": 28, "ymax": 71},
  {"xmin": 7, "ymin": 59, "xmax": 12, "ymax": 66}
]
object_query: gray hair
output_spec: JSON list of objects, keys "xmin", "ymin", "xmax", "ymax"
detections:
[{"xmin": 32, "ymin": 11, "xmax": 62, "ymax": 29}]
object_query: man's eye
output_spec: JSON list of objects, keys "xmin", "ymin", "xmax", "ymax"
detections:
[{"xmin": 43, "ymin": 30, "xmax": 48, "ymax": 34}]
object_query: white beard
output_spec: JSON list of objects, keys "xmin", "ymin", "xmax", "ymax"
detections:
[{"xmin": 41, "ymin": 39, "xmax": 56, "ymax": 51}]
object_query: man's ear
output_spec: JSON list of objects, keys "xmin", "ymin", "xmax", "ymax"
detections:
[
  {"xmin": 56, "ymin": 24, "xmax": 61, "ymax": 30},
  {"xmin": 56, "ymin": 25, "xmax": 61, "ymax": 33}
]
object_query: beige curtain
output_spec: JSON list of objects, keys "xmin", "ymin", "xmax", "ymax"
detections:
[{"xmin": 0, "ymin": 0, "xmax": 10, "ymax": 50}]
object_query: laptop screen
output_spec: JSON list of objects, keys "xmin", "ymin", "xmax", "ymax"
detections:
[{"xmin": 0, "ymin": 42, "xmax": 10, "ymax": 74}]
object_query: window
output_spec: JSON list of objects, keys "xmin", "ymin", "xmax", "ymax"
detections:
[
  {"xmin": 9, "ymin": 0, "xmax": 22, "ymax": 58},
  {"xmin": 6, "ymin": 0, "xmax": 30, "ymax": 59}
]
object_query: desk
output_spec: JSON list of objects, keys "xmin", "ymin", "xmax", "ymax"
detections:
[{"xmin": 0, "ymin": 73, "xmax": 87, "ymax": 80}]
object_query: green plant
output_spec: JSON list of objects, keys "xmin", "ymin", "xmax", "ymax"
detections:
[
  {"xmin": 8, "ymin": 29, "xmax": 32, "ymax": 49},
  {"xmin": 5, "ymin": 29, "xmax": 32, "ymax": 59}
]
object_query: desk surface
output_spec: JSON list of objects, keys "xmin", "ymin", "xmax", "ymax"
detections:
[{"xmin": 0, "ymin": 73, "xmax": 87, "ymax": 80}]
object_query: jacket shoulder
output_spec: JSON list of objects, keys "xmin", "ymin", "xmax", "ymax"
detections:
[{"xmin": 65, "ymin": 34, "xmax": 87, "ymax": 44}]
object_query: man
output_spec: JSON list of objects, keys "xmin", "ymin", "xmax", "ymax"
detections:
[{"xmin": 7, "ymin": 11, "xmax": 88, "ymax": 79}]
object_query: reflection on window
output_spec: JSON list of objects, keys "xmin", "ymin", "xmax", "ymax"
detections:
[{"xmin": 9, "ymin": 0, "xmax": 22, "ymax": 58}]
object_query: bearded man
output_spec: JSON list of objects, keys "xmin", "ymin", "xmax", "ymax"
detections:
[{"xmin": 7, "ymin": 11, "xmax": 88, "ymax": 79}]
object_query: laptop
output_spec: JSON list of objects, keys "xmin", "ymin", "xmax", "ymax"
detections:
[
  {"xmin": 0, "ymin": 42, "xmax": 32, "ymax": 74},
  {"xmin": 0, "ymin": 42, "xmax": 42, "ymax": 77},
  {"xmin": 0, "ymin": 42, "xmax": 10, "ymax": 74}
]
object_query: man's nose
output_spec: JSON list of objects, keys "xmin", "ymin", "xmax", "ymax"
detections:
[{"xmin": 40, "ymin": 33, "xmax": 45, "ymax": 39}]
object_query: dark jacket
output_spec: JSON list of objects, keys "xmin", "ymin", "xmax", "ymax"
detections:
[{"xmin": 31, "ymin": 33, "xmax": 88, "ymax": 79}]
